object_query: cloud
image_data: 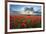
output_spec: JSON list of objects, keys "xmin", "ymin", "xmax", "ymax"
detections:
[{"xmin": 33, "ymin": 6, "xmax": 41, "ymax": 12}]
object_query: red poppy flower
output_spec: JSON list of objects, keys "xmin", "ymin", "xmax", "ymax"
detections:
[
  {"xmin": 20, "ymin": 16, "xmax": 23, "ymax": 18},
  {"xmin": 26, "ymin": 16, "xmax": 31, "ymax": 19},
  {"xmin": 21, "ymin": 23, "xmax": 26, "ymax": 27}
]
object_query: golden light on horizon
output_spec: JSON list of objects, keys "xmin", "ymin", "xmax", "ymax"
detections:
[{"xmin": 20, "ymin": 11, "xmax": 34, "ymax": 15}]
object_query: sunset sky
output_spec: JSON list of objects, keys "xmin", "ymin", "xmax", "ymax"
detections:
[{"xmin": 10, "ymin": 5, "xmax": 41, "ymax": 15}]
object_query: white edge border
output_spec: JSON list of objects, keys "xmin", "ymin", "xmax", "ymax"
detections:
[{"xmin": 7, "ymin": 2, "xmax": 43, "ymax": 32}]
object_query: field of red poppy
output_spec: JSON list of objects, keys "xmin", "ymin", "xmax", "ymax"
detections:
[{"xmin": 10, "ymin": 15, "xmax": 41, "ymax": 29}]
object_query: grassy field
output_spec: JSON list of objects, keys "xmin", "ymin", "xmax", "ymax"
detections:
[{"xmin": 10, "ymin": 15, "xmax": 41, "ymax": 29}]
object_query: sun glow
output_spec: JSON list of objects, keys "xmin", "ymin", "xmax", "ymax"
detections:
[{"xmin": 20, "ymin": 11, "xmax": 34, "ymax": 15}]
